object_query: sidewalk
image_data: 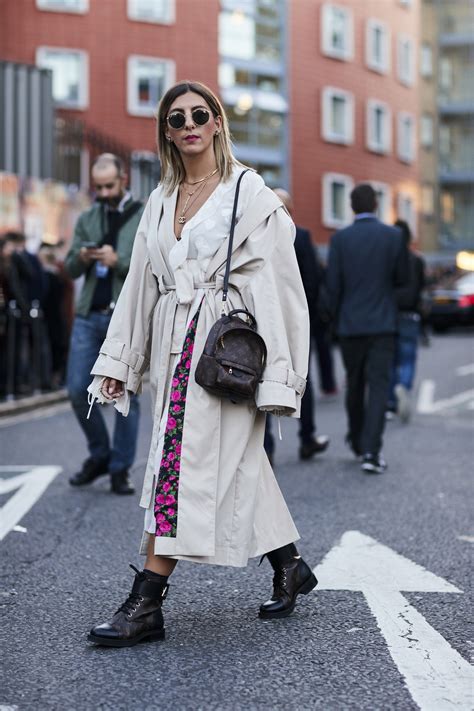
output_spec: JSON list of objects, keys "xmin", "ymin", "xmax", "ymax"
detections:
[{"xmin": 0, "ymin": 389, "xmax": 69, "ymax": 418}]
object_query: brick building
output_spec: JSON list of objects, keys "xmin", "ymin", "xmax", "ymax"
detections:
[{"xmin": 1, "ymin": 0, "xmax": 423, "ymax": 248}]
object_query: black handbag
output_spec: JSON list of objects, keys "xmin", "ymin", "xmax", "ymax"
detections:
[{"xmin": 195, "ymin": 170, "xmax": 267, "ymax": 403}]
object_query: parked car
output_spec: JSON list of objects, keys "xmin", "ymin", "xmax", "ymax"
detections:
[{"xmin": 428, "ymin": 271, "xmax": 474, "ymax": 332}]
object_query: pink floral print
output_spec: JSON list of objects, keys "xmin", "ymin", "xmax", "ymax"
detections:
[{"xmin": 154, "ymin": 307, "xmax": 201, "ymax": 538}]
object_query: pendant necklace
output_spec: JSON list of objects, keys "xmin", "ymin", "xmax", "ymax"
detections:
[{"xmin": 177, "ymin": 168, "xmax": 219, "ymax": 225}]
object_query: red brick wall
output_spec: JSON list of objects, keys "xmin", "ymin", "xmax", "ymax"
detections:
[
  {"xmin": 1, "ymin": 0, "xmax": 219, "ymax": 154},
  {"xmin": 289, "ymin": 0, "xmax": 421, "ymax": 247}
]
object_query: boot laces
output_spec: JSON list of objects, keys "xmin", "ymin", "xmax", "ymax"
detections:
[
  {"xmin": 272, "ymin": 568, "xmax": 289, "ymax": 596},
  {"xmin": 116, "ymin": 591, "xmax": 144, "ymax": 618}
]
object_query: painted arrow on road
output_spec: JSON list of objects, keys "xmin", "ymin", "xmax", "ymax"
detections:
[
  {"xmin": 314, "ymin": 531, "xmax": 473, "ymax": 711},
  {"xmin": 417, "ymin": 379, "xmax": 474, "ymax": 414},
  {"xmin": 0, "ymin": 466, "xmax": 62, "ymax": 542}
]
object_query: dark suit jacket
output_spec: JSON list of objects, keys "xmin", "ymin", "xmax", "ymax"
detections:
[
  {"xmin": 294, "ymin": 226, "xmax": 323, "ymax": 326},
  {"xmin": 326, "ymin": 216, "xmax": 408, "ymax": 336}
]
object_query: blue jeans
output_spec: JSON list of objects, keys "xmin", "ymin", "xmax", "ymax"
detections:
[
  {"xmin": 66, "ymin": 313, "xmax": 140, "ymax": 473},
  {"xmin": 388, "ymin": 314, "xmax": 420, "ymax": 408}
]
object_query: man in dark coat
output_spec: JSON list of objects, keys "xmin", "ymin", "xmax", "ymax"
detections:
[
  {"xmin": 327, "ymin": 184, "xmax": 408, "ymax": 474},
  {"xmin": 264, "ymin": 189, "xmax": 330, "ymax": 464}
]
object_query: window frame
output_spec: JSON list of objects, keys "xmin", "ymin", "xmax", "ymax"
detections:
[
  {"xmin": 370, "ymin": 181, "xmax": 393, "ymax": 223},
  {"xmin": 321, "ymin": 86, "xmax": 354, "ymax": 145},
  {"xmin": 127, "ymin": 0, "xmax": 175, "ymax": 25},
  {"xmin": 366, "ymin": 99, "xmax": 392, "ymax": 154},
  {"xmin": 365, "ymin": 18, "xmax": 390, "ymax": 74},
  {"xmin": 321, "ymin": 4, "xmax": 354, "ymax": 62},
  {"xmin": 322, "ymin": 172, "xmax": 354, "ymax": 229},
  {"xmin": 420, "ymin": 43, "xmax": 433, "ymax": 78},
  {"xmin": 397, "ymin": 34, "xmax": 416, "ymax": 86},
  {"xmin": 127, "ymin": 55, "xmax": 175, "ymax": 118},
  {"xmin": 397, "ymin": 111, "xmax": 416, "ymax": 163},
  {"xmin": 397, "ymin": 191, "xmax": 416, "ymax": 236},
  {"xmin": 420, "ymin": 113, "xmax": 434, "ymax": 148},
  {"xmin": 36, "ymin": 0, "xmax": 88, "ymax": 13},
  {"xmin": 36, "ymin": 45, "xmax": 89, "ymax": 110}
]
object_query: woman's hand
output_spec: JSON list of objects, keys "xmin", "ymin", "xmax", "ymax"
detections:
[{"xmin": 101, "ymin": 377, "xmax": 125, "ymax": 400}]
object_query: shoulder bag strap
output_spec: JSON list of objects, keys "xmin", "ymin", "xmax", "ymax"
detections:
[{"xmin": 221, "ymin": 169, "xmax": 251, "ymax": 312}]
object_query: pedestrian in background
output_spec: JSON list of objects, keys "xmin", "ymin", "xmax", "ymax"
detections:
[
  {"xmin": 386, "ymin": 219, "xmax": 426, "ymax": 423},
  {"xmin": 86, "ymin": 80, "xmax": 317, "ymax": 648},
  {"xmin": 264, "ymin": 188, "xmax": 329, "ymax": 465},
  {"xmin": 327, "ymin": 184, "xmax": 408, "ymax": 474},
  {"xmin": 65, "ymin": 153, "xmax": 144, "ymax": 495}
]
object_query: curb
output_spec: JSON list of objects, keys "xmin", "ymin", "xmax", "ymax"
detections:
[{"xmin": 0, "ymin": 389, "xmax": 69, "ymax": 418}]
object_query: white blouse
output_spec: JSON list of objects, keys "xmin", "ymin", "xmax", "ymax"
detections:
[{"xmin": 165, "ymin": 167, "xmax": 265, "ymax": 306}]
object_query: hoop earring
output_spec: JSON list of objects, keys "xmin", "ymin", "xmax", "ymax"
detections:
[{"xmin": 166, "ymin": 136, "xmax": 172, "ymax": 142}]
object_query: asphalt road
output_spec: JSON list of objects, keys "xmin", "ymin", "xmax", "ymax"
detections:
[{"xmin": 1, "ymin": 330, "xmax": 473, "ymax": 711}]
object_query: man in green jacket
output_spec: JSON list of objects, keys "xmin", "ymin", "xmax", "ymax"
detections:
[{"xmin": 65, "ymin": 153, "xmax": 144, "ymax": 495}]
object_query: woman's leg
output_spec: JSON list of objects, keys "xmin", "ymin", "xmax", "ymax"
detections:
[
  {"xmin": 144, "ymin": 534, "xmax": 178, "ymax": 577},
  {"xmin": 259, "ymin": 543, "xmax": 318, "ymax": 619}
]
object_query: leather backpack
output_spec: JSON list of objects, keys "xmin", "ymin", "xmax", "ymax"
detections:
[{"xmin": 195, "ymin": 170, "xmax": 267, "ymax": 403}]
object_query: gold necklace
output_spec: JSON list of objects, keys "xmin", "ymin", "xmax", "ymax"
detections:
[
  {"xmin": 183, "ymin": 167, "xmax": 219, "ymax": 186},
  {"xmin": 177, "ymin": 171, "xmax": 217, "ymax": 225}
]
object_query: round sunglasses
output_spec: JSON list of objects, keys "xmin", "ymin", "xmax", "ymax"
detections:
[{"xmin": 166, "ymin": 108, "xmax": 211, "ymax": 130}]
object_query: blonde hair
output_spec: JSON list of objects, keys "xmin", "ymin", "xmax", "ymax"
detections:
[{"xmin": 156, "ymin": 81, "xmax": 237, "ymax": 196}]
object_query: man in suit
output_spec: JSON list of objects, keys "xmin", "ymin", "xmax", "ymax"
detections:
[
  {"xmin": 327, "ymin": 184, "xmax": 408, "ymax": 474},
  {"xmin": 264, "ymin": 189, "xmax": 330, "ymax": 464}
]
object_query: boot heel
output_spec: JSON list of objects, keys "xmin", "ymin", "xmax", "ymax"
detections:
[{"xmin": 299, "ymin": 573, "xmax": 318, "ymax": 596}]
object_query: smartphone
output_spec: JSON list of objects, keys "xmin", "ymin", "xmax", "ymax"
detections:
[{"xmin": 82, "ymin": 241, "xmax": 98, "ymax": 249}]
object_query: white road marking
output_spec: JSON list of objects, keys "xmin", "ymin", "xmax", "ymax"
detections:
[
  {"xmin": 417, "ymin": 380, "xmax": 474, "ymax": 414},
  {"xmin": 0, "ymin": 466, "xmax": 62, "ymax": 542},
  {"xmin": 457, "ymin": 535, "xmax": 474, "ymax": 543},
  {"xmin": 456, "ymin": 364, "xmax": 474, "ymax": 377},
  {"xmin": 314, "ymin": 531, "xmax": 473, "ymax": 711}
]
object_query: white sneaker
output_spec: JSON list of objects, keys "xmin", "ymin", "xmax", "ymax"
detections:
[{"xmin": 395, "ymin": 384, "xmax": 411, "ymax": 423}]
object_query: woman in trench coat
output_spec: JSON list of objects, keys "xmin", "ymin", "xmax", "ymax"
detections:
[{"xmin": 87, "ymin": 81, "xmax": 317, "ymax": 647}]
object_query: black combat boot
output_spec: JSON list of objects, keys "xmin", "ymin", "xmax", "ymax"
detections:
[
  {"xmin": 110, "ymin": 469, "xmax": 135, "ymax": 495},
  {"xmin": 69, "ymin": 456, "xmax": 109, "ymax": 487},
  {"xmin": 88, "ymin": 565, "xmax": 168, "ymax": 647},
  {"xmin": 259, "ymin": 543, "xmax": 318, "ymax": 619}
]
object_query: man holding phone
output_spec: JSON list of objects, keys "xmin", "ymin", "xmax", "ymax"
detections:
[{"xmin": 65, "ymin": 153, "xmax": 144, "ymax": 494}]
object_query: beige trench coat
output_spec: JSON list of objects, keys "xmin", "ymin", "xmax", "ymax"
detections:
[{"xmin": 90, "ymin": 174, "xmax": 310, "ymax": 567}]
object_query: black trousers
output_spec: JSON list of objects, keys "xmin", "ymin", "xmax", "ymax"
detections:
[{"xmin": 339, "ymin": 334, "xmax": 395, "ymax": 456}]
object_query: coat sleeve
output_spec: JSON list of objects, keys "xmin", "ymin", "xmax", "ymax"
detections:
[
  {"xmin": 64, "ymin": 213, "xmax": 91, "ymax": 279},
  {"xmin": 89, "ymin": 195, "xmax": 159, "ymax": 395},
  {"xmin": 241, "ymin": 209, "xmax": 309, "ymax": 417}
]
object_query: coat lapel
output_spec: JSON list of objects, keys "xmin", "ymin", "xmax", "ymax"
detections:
[{"xmin": 204, "ymin": 188, "xmax": 282, "ymax": 280}]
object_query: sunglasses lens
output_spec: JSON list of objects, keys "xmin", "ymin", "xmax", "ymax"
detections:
[
  {"xmin": 192, "ymin": 109, "xmax": 210, "ymax": 125},
  {"xmin": 168, "ymin": 113, "xmax": 185, "ymax": 129}
]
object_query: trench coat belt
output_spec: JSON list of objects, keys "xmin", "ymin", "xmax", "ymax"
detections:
[{"xmin": 156, "ymin": 273, "xmax": 217, "ymax": 303}]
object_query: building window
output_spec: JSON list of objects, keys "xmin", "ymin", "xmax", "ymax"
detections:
[
  {"xmin": 420, "ymin": 43, "xmax": 433, "ymax": 77},
  {"xmin": 370, "ymin": 182, "xmax": 392, "ymax": 222},
  {"xmin": 36, "ymin": 47, "xmax": 88, "ymax": 109},
  {"xmin": 36, "ymin": 0, "xmax": 88, "ymax": 12},
  {"xmin": 130, "ymin": 151, "xmax": 161, "ymax": 199},
  {"xmin": 397, "ymin": 35, "xmax": 415, "ymax": 86},
  {"xmin": 322, "ymin": 173, "xmax": 353, "ymax": 228},
  {"xmin": 366, "ymin": 19, "xmax": 390, "ymax": 74},
  {"xmin": 321, "ymin": 4, "xmax": 354, "ymax": 61},
  {"xmin": 366, "ymin": 99, "xmax": 391, "ymax": 154},
  {"xmin": 127, "ymin": 56, "xmax": 175, "ymax": 117},
  {"xmin": 420, "ymin": 114, "xmax": 434, "ymax": 148},
  {"xmin": 421, "ymin": 185, "xmax": 435, "ymax": 216},
  {"xmin": 321, "ymin": 87, "xmax": 354, "ymax": 145},
  {"xmin": 441, "ymin": 191, "xmax": 455, "ymax": 224},
  {"xmin": 127, "ymin": 0, "xmax": 175, "ymax": 25},
  {"xmin": 397, "ymin": 112, "xmax": 416, "ymax": 163},
  {"xmin": 397, "ymin": 192, "xmax": 416, "ymax": 235}
]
